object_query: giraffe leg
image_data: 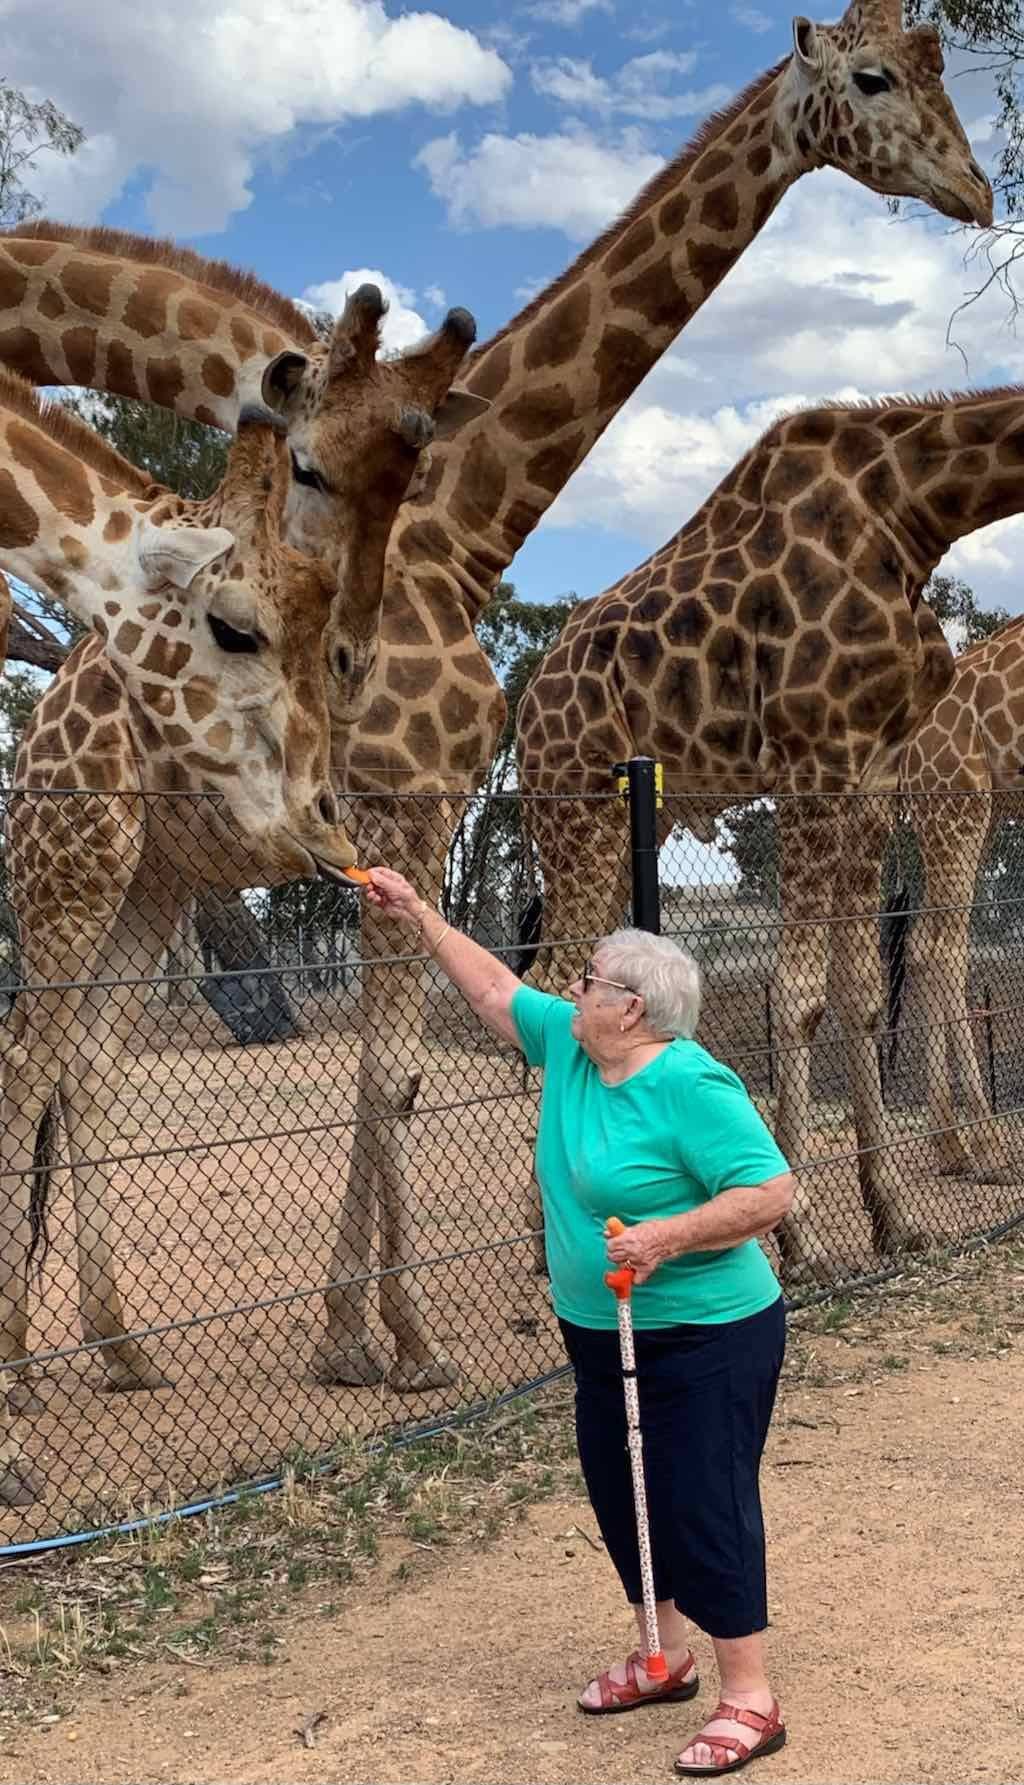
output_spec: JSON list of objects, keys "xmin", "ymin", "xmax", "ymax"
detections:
[
  {"xmin": 58, "ymin": 882, "xmax": 182, "ymax": 1390},
  {"xmin": 771, "ymin": 798, "xmax": 846, "ymax": 1280},
  {"xmin": 0, "ymin": 788, "xmax": 146, "ymax": 1504},
  {"xmin": 315, "ymin": 815, "xmax": 453, "ymax": 1390},
  {"xmin": 825, "ymin": 800, "xmax": 929, "ymax": 1256},
  {"xmin": 909, "ymin": 795, "xmax": 1010, "ymax": 1182}
]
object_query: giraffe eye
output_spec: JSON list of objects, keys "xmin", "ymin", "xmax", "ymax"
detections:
[
  {"xmin": 209, "ymin": 614, "xmax": 262, "ymax": 655},
  {"xmin": 853, "ymin": 69, "xmax": 892, "ymax": 96},
  {"xmin": 289, "ymin": 448, "xmax": 328, "ymax": 494}
]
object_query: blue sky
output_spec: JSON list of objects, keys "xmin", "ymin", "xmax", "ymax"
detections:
[{"xmin": 6, "ymin": 0, "xmax": 1024, "ymax": 616}]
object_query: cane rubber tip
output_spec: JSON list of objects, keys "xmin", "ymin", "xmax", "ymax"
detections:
[{"xmin": 645, "ymin": 1651, "xmax": 669, "ymax": 1684}]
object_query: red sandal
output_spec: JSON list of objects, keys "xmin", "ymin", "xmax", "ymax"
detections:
[
  {"xmin": 578, "ymin": 1647, "xmax": 699, "ymax": 1715},
  {"xmin": 673, "ymin": 1699, "xmax": 786, "ymax": 1776}
]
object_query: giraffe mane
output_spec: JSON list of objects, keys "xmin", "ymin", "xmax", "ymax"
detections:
[
  {"xmin": 477, "ymin": 60, "xmax": 789, "ymax": 360},
  {"xmin": 7, "ymin": 220, "xmax": 317, "ymax": 347},
  {"xmin": 754, "ymin": 384, "xmax": 1024, "ymax": 453},
  {"xmin": 0, "ymin": 365, "xmax": 152, "ymax": 495}
]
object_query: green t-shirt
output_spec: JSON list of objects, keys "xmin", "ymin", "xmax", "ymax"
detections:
[{"xmin": 512, "ymin": 984, "xmax": 786, "ymax": 1330}]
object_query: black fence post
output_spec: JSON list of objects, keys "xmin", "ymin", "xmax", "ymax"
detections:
[
  {"xmin": 765, "ymin": 980, "xmax": 775, "ymax": 1095},
  {"xmin": 613, "ymin": 757, "xmax": 661, "ymax": 934}
]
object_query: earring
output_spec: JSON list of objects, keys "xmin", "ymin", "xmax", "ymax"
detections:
[{"xmin": 619, "ymin": 1020, "xmax": 626, "ymax": 1033}]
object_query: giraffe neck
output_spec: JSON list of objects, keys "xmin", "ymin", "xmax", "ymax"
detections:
[
  {"xmin": 412, "ymin": 57, "xmax": 805, "ymax": 618},
  {"xmin": 894, "ymin": 389, "xmax": 1024, "ymax": 575},
  {"xmin": 0, "ymin": 237, "xmax": 301, "ymax": 429},
  {"xmin": 0, "ymin": 421, "xmax": 148, "ymax": 632}
]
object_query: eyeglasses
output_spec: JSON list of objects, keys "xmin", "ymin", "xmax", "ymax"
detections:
[{"xmin": 581, "ymin": 961, "xmax": 634, "ymax": 993}]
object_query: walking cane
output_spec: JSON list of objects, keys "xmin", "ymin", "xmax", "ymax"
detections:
[{"xmin": 604, "ymin": 1216, "xmax": 668, "ymax": 1685}]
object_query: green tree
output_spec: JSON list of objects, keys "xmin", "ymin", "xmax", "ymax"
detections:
[
  {"xmin": 923, "ymin": 571, "xmax": 1010, "ymax": 648},
  {"xmin": 0, "ymin": 78, "xmax": 83, "ymax": 226}
]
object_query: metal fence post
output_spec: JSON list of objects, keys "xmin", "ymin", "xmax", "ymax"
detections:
[{"xmin": 614, "ymin": 757, "xmax": 661, "ymax": 934}]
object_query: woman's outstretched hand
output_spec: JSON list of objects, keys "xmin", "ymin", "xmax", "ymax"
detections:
[{"xmin": 364, "ymin": 866, "xmax": 423, "ymax": 927}]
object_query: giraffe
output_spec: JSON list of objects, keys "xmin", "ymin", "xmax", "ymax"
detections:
[
  {"xmin": 0, "ymin": 286, "xmax": 483, "ymax": 1507},
  {"xmin": 0, "ymin": 573, "xmax": 9, "ymax": 663},
  {"xmin": 889, "ymin": 608, "xmax": 1024, "ymax": 1185},
  {"xmin": 0, "ymin": 0, "xmax": 992, "ymax": 1387},
  {"xmin": 0, "ymin": 226, "xmax": 488, "ymax": 716},
  {"xmin": 517, "ymin": 385, "xmax": 1024, "ymax": 1277}
]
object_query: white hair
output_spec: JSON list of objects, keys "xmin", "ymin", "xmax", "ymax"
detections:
[{"xmin": 594, "ymin": 929, "xmax": 702, "ymax": 1040}]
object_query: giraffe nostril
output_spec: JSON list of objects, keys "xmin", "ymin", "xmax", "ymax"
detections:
[
  {"xmin": 336, "ymin": 646, "xmax": 351, "ymax": 680},
  {"xmin": 969, "ymin": 159, "xmax": 987, "ymax": 186},
  {"xmin": 318, "ymin": 791, "xmax": 337, "ymax": 826}
]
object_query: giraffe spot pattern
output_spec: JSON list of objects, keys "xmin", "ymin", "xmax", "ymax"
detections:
[
  {"xmin": 178, "ymin": 298, "xmax": 221, "ymax": 340},
  {"xmin": 60, "ymin": 534, "xmax": 88, "ymax": 567},
  {"xmin": 523, "ymin": 286, "xmax": 591, "ymax": 374},
  {"xmin": 202, "ymin": 353, "xmax": 235, "ymax": 397},
  {"xmin": 0, "ymin": 324, "xmax": 57, "ymax": 384},
  {"xmin": 610, "ymin": 260, "xmax": 684, "ymax": 327},
  {"xmin": 123, "ymin": 268, "xmax": 184, "ymax": 340},
  {"xmin": 230, "ymin": 316, "xmax": 258, "ymax": 355},
  {"xmin": 500, "ymin": 383, "xmax": 576, "ymax": 442},
  {"xmin": 146, "ymin": 357, "xmax": 187, "ymax": 408},
  {"xmin": 60, "ymin": 258, "xmax": 116, "ymax": 318},
  {"xmin": 447, "ymin": 435, "xmax": 507, "ymax": 534},
  {"xmin": 4, "ymin": 239, "xmax": 58, "ymax": 266},
  {"xmin": 603, "ymin": 216, "xmax": 656, "ymax": 278},
  {"xmin": 105, "ymin": 338, "xmax": 140, "ymax": 400},
  {"xmin": 183, "ymin": 683, "xmax": 218, "ymax": 723},
  {"xmin": 0, "ymin": 468, "xmax": 39, "ymax": 547},
  {"xmin": 113, "ymin": 621, "xmax": 143, "ymax": 656},
  {"xmin": 0, "ymin": 261, "xmax": 28, "ymax": 308},
  {"xmin": 140, "ymin": 634, "xmax": 191, "ymax": 678},
  {"xmin": 700, "ymin": 183, "xmax": 740, "ymax": 235},
  {"xmin": 9, "ymin": 419, "xmax": 95, "ymax": 525},
  {"xmin": 62, "ymin": 325, "xmax": 98, "ymax": 384},
  {"xmin": 525, "ymin": 431, "xmax": 588, "ymax": 495},
  {"xmin": 103, "ymin": 510, "xmax": 132, "ymax": 543}
]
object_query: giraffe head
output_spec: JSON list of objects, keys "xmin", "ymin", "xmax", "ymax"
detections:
[
  {"xmin": 50, "ymin": 415, "xmax": 356, "ymax": 882},
  {"xmin": 784, "ymin": 0, "xmax": 993, "ymax": 225},
  {"xmin": 258, "ymin": 284, "xmax": 488, "ymax": 719}
]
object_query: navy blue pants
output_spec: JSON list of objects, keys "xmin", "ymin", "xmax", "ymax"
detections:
[{"xmin": 560, "ymin": 1297, "xmax": 785, "ymax": 1640}]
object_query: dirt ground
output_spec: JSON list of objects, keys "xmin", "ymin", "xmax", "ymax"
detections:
[{"xmin": 3, "ymin": 1308, "xmax": 1023, "ymax": 1785}]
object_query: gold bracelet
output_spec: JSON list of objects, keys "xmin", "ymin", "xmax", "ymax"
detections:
[{"xmin": 426, "ymin": 922, "xmax": 451, "ymax": 958}]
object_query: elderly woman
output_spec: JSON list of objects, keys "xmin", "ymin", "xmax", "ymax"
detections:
[{"xmin": 366, "ymin": 867, "xmax": 795, "ymax": 1778}]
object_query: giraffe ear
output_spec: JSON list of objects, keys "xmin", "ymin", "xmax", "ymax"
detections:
[
  {"xmin": 137, "ymin": 520, "xmax": 236, "ymax": 592},
  {"xmin": 792, "ymin": 16, "xmax": 821, "ymax": 70},
  {"xmin": 431, "ymin": 387, "xmax": 492, "ymax": 440},
  {"xmin": 261, "ymin": 350, "xmax": 309, "ymax": 413}
]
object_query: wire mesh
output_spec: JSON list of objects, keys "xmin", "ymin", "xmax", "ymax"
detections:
[{"xmin": 1, "ymin": 778, "xmax": 1022, "ymax": 1549}]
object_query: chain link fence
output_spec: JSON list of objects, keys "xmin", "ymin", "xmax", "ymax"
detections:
[{"xmin": 1, "ymin": 772, "xmax": 1023, "ymax": 1550}]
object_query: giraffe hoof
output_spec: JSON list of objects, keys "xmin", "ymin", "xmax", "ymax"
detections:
[
  {"xmin": 99, "ymin": 1365, "xmax": 174, "ymax": 1393},
  {"xmin": 313, "ymin": 1339, "xmax": 389, "ymax": 1387},
  {"xmin": 389, "ymin": 1352, "xmax": 460, "ymax": 1393},
  {"xmin": 0, "ymin": 1461, "xmax": 44, "ymax": 1507}
]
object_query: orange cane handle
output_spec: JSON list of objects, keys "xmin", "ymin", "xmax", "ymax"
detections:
[{"xmin": 603, "ymin": 1216, "xmax": 634, "ymax": 1300}]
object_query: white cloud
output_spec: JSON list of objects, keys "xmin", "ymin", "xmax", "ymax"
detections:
[
  {"xmin": 301, "ymin": 269, "xmax": 432, "ymax": 353},
  {"xmin": 531, "ymin": 50, "xmax": 729, "ymax": 121},
  {"xmin": 524, "ymin": 0, "xmax": 614, "ymax": 25},
  {"xmin": 731, "ymin": 5, "xmax": 773, "ymax": 32},
  {"xmin": 1, "ymin": 0, "xmax": 511, "ymax": 234},
  {"xmin": 415, "ymin": 125, "xmax": 663, "ymax": 237},
  {"xmin": 422, "ymin": 284, "xmax": 447, "ymax": 311}
]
